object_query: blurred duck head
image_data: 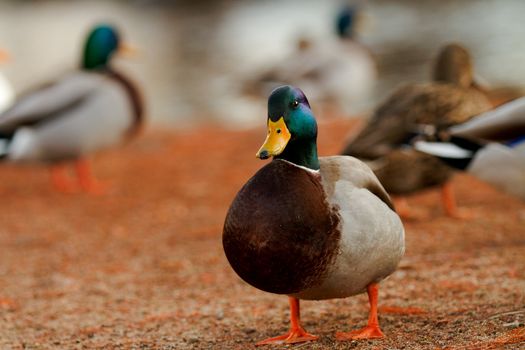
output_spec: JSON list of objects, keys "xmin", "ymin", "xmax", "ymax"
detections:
[
  {"xmin": 336, "ymin": 6, "xmax": 357, "ymax": 39},
  {"xmin": 82, "ymin": 24, "xmax": 137, "ymax": 70},
  {"xmin": 433, "ymin": 43, "xmax": 474, "ymax": 88}
]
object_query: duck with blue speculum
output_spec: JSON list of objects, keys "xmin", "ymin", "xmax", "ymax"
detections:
[
  {"xmin": 0, "ymin": 24, "xmax": 143, "ymax": 194},
  {"xmin": 222, "ymin": 85, "xmax": 405, "ymax": 345}
]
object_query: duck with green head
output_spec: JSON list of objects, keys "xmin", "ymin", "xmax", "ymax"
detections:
[
  {"xmin": 223, "ymin": 85, "xmax": 405, "ymax": 345},
  {"xmin": 0, "ymin": 24, "xmax": 143, "ymax": 194}
]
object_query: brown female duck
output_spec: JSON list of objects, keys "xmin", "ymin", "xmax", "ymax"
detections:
[{"xmin": 342, "ymin": 43, "xmax": 492, "ymax": 218}]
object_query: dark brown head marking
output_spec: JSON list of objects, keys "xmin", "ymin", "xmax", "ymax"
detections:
[{"xmin": 222, "ymin": 160, "xmax": 341, "ymax": 295}]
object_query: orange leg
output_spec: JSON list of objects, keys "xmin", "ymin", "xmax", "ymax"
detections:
[
  {"xmin": 50, "ymin": 164, "xmax": 78, "ymax": 193},
  {"xmin": 75, "ymin": 158, "xmax": 108, "ymax": 195},
  {"xmin": 336, "ymin": 283, "xmax": 385, "ymax": 341},
  {"xmin": 441, "ymin": 182, "xmax": 472, "ymax": 219},
  {"xmin": 256, "ymin": 297, "xmax": 318, "ymax": 345}
]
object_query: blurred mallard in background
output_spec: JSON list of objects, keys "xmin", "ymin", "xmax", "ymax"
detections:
[
  {"xmin": 0, "ymin": 25, "xmax": 143, "ymax": 194},
  {"xmin": 415, "ymin": 97, "xmax": 525, "ymax": 200},
  {"xmin": 0, "ymin": 49, "xmax": 14, "ymax": 113},
  {"xmin": 342, "ymin": 43, "xmax": 492, "ymax": 218},
  {"xmin": 244, "ymin": 5, "xmax": 376, "ymax": 116}
]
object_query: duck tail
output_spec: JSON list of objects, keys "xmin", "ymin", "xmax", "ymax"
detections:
[{"xmin": 413, "ymin": 136, "xmax": 486, "ymax": 170}]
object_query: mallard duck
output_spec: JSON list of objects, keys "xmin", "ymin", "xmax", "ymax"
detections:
[
  {"xmin": 414, "ymin": 97, "xmax": 525, "ymax": 200},
  {"xmin": 0, "ymin": 25, "xmax": 143, "ymax": 194},
  {"xmin": 244, "ymin": 6, "xmax": 376, "ymax": 115},
  {"xmin": 0, "ymin": 49, "xmax": 14, "ymax": 113},
  {"xmin": 223, "ymin": 86, "xmax": 404, "ymax": 345},
  {"xmin": 342, "ymin": 43, "xmax": 492, "ymax": 218}
]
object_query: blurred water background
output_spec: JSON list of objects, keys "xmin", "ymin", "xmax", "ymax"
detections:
[{"xmin": 0, "ymin": 0, "xmax": 524, "ymax": 127}]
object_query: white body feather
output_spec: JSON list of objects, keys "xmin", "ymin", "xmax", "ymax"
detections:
[
  {"xmin": 0, "ymin": 73, "xmax": 14, "ymax": 114},
  {"xmin": 469, "ymin": 143, "xmax": 525, "ymax": 200},
  {"xmin": 294, "ymin": 156, "xmax": 405, "ymax": 300}
]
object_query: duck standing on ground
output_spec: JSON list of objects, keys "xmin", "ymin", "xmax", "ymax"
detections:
[
  {"xmin": 342, "ymin": 43, "xmax": 492, "ymax": 218},
  {"xmin": 223, "ymin": 85, "xmax": 404, "ymax": 345},
  {"xmin": 0, "ymin": 48, "xmax": 14, "ymax": 113},
  {"xmin": 0, "ymin": 25, "xmax": 143, "ymax": 194}
]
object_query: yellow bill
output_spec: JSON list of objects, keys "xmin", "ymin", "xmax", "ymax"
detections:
[
  {"xmin": 117, "ymin": 43, "xmax": 139, "ymax": 58},
  {"xmin": 256, "ymin": 117, "xmax": 291, "ymax": 159}
]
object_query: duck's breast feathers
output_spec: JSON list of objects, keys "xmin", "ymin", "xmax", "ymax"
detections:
[
  {"xmin": 222, "ymin": 159, "xmax": 341, "ymax": 295},
  {"xmin": 320, "ymin": 155, "xmax": 395, "ymax": 212}
]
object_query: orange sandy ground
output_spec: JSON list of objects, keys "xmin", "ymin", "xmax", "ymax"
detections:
[{"xmin": 0, "ymin": 119, "xmax": 524, "ymax": 350}]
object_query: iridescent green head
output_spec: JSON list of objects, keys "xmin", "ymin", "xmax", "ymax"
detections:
[
  {"xmin": 256, "ymin": 85, "xmax": 320, "ymax": 170},
  {"xmin": 82, "ymin": 25, "xmax": 120, "ymax": 70}
]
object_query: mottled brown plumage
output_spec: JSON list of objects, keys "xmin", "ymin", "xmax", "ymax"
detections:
[{"xmin": 342, "ymin": 43, "xmax": 492, "ymax": 194}]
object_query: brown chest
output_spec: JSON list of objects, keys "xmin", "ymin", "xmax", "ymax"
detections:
[{"xmin": 222, "ymin": 160, "xmax": 341, "ymax": 295}]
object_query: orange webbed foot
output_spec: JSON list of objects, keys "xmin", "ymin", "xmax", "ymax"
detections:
[
  {"xmin": 444, "ymin": 206, "xmax": 476, "ymax": 220},
  {"xmin": 256, "ymin": 327, "xmax": 318, "ymax": 345},
  {"xmin": 336, "ymin": 325, "xmax": 385, "ymax": 341},
  {"xmin": 337, "ymin": 283, "xmax": 386, "ymax": 341},
  {"xmin": 75, "ymin": 158, "xmax": 111, "ymax": 195},
  {"xmin": 52, "ymin": 179, "xmax": 79, "ymax": 194},
  {"xmin": 51, "ymin": 166, "xmax": 79, "ymax": 194},
  {"xmin": 79, "ymin": 179, "xmax": 111, "ymax": 196}
]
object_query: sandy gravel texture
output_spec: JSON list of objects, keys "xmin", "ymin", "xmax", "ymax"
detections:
[{"xmin": 0, "ymin": 119, "xmax": 524, "ymax": 350}]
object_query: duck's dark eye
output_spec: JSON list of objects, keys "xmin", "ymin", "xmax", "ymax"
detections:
[
  {"xmin": 276, "ymin": 129, "xmax": 282, "ymax": 134},
  {"xmin": 292, "ymin": 100, "xmax": 299, "ymax": 108}
]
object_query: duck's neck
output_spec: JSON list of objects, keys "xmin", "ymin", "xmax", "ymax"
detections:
[
  {"xmin": 82, "ymin": 62, "xmax": 110, "ymax": 72},
  {"xmin": 275, "ymin": 138, "xmax": 320, "ymax": 170}
]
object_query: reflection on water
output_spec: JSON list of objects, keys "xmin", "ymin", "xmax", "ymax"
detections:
[{"xmin": 0, "ymin": 0, "xmax": 524, "ymax": 126}]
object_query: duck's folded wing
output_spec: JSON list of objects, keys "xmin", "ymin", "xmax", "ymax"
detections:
[
  {"xmin": 320, "ymin": 155, "xmax": 395, "ymax": 211},
  {"xmin": 449, "ymin": 97, "xmax": 525, "ymax": 142},
  {"xmin": 0, "ymin": 73, "xmax": 103, "ymax": 133}
]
